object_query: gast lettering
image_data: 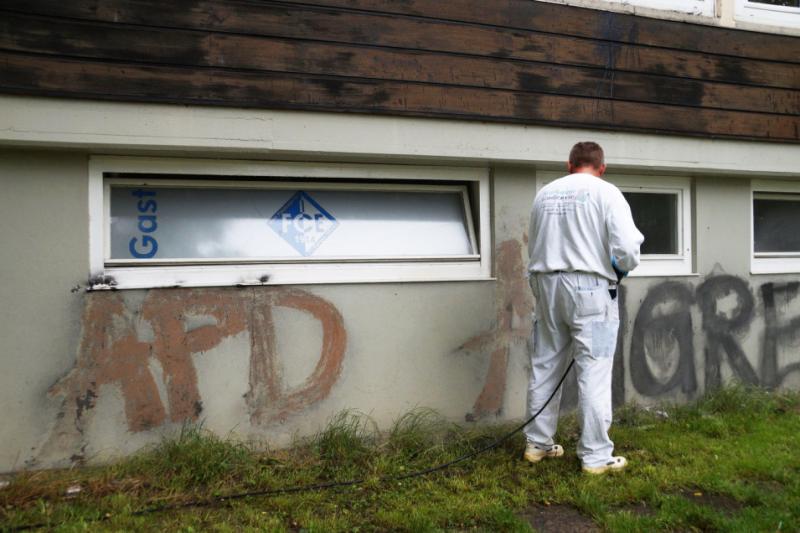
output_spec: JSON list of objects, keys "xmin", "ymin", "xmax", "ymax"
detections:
[
  {"xmin": 129, "ymin": 189, "xmax": 158, "ymax": 259},
  {"xmin": 269, "ymin": 191, "xmax": 338, "ymax": 256}
]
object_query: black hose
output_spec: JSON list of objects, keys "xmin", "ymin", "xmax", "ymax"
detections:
[{"xmin": 10, "ymin": 359, "xmax": 575, "ymax": 531}]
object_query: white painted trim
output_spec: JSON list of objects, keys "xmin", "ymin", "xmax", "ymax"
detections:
[
  {"xmin": 536, "ymin": 171, "xmax": 694, "ymax": 277},
  {"xmin": 89, "ymin": 156, "xmax": 492, "ymax": 289},
  {"xmin": 735, "ymin": 0, "xmax": 800, "ymax": 29},
  {"xmin": 4, "ymin": 96, "xmax": 800, "ymax": 177},
  {"xmin": 535, "ymin": 0, "xmax": 719, "ymax": 21},
  {"xmin": 750, "ymin": 179, "xmax": 800, "ymax": 274},
  {"xmin": 612, "ymin": 0, "xmax": 714, "ymax": 16}
]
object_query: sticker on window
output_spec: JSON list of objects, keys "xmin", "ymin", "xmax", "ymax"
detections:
[{"xmin": 269, "ymin": 191, "xmax": 338, "ymax": 256}]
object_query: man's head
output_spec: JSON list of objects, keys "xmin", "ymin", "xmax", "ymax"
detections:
[{"xmin": 567, "ymin": 141, "xmax": 606, "ymax": 177}]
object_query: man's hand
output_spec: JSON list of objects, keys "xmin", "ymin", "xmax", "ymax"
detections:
[{"xmin": 611, "ymin": 256, "xmax": 627, "ymax": 284}]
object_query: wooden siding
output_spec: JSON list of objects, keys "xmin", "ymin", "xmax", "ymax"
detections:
[{"xmin": 1, "ymin": 0, "xmax": 799, "ymax": 142}]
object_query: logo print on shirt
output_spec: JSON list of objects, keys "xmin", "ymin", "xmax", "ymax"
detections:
[
  {"xmin": 541, "ymin": 188, "xmax": 591, "ymax": 215},
  {"xmin": 269, "ymin": 191, "xmax": 338, "ymax": 256}
]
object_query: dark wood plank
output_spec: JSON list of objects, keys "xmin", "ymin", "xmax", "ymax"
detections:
[
  {"xmin": 1, "ymin": 51, "xmax": 797, "ymax": 141},
  {"xmin": 286, "ymin": 0, "xmax": 800, "ymax": 64},
  {"xmin": 2, "ymin": 12, "xmax": 798, "ymax": 115},
  {"xmin": 2, "ymin": 1, "xmax": 798, "ymax": 90}
]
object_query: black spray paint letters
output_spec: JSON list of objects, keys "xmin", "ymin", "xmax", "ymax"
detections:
[{"xmin": 629, "ymin": 276, "xmax": 800, "ymax": 398}]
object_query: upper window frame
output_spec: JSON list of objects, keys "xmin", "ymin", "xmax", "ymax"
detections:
[
  {"xmin": 89, "ymin": 156, "xmax": 491, "ymax": 289},
  {"xmin": 735, "ymin": 0, "xmax": 800, "ymax": 29},
  {"xmin": 593, "ymin": 0, "xmax": 714, "ymax": 16},
  {"xmin": 626, "ymin": 0, "xmax": 714, "ymax": 15},
  {"xmin": 536, "ymin": 172, "xmax": 694, "ymax": 277},
  {"xmin": 751, "ymin": 179, "xmax": 800, "ymax": 274}
]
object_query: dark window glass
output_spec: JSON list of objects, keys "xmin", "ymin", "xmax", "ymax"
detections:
[
  {"xmin": 748, "ymin": 0, "xmax": 799, "ymax": 6},
  {"xmin": 623, "ymin": 192, "xmax": 678, "ymax": 255},
  {"xmin": 753, "ymin": 195, "xmax": 800, "ymax": 253}
]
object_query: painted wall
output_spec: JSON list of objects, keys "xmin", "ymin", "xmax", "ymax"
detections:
[{"xmin": 2, "ymin": 133, "xmax": 799, "ymax": 473}]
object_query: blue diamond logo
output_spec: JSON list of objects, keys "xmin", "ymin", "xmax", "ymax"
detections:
[{"xmin": 269, "ymin": 191, "xmax": 338, "ymax": 256}]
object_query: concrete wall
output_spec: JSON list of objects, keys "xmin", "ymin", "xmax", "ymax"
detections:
[{"xmin": 2, "ymin": 99, "xmax": 800, "ymax": 472}]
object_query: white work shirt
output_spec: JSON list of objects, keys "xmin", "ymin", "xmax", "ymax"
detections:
[{"xmin": 527, "ymin": 173, "xmax": 644, "ymax": 282}]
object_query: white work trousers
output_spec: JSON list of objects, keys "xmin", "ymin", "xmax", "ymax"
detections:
[{"xmin": 524, "ymin": 271, "xmax": 619, "ymax": 468}]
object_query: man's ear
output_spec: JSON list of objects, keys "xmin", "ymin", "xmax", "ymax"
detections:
[
  {"xmin": 597, "ymin": 164, "xmax": 607, "ymax": 177},
  {"xmin": 567, "ymin": 161, "xmax": 574, "ymax": 173}
]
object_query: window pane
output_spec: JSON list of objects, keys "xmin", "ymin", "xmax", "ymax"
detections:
[
  {"xmin": 109, "ymin": 185, "xmax": 474, "ymax": 260},
  {"xmin": 622, "ymin": 192, "xmax": 678, "ymax": 255},
  {"xmin": 748, "ymin": 0, "xmax": 799, "ymax": 6},
  {"xmin": 754, "ymin": 195, "xmax": 800, "ymax": 253}
]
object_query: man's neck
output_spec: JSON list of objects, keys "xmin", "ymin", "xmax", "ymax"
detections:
[{"xmin": 571, "ymin": 166, "xmax": 602, "ymax": 178}]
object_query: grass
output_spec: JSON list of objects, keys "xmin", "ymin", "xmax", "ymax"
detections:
[{"xmin": 1, "ymin": 385, "xmax": 799, "ymax": 532}]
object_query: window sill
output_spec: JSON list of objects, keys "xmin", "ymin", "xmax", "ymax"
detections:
[
  {"xmin": 627, "ymin": 271, "xmax": 700, "ymax": 278},
  {"xmin": 750, "ymin": 262, "xmax": 800, "ymax": 275},
  {"xmin": 90, "ymin": 262, "xmax": 492, "ymax": 290}
]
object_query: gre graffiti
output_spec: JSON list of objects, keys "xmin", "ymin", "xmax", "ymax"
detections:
[{"xmin": 630, "ymin": 275, "xmax": 800, "ymax": 398}]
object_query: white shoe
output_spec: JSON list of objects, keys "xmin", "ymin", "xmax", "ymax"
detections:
[
  {"xmin": 582, "ymin": 456, "xmax": 628, "ymax": 474},
  {"xmin": 523, "ymin": 443, "xmax": 564, "ymax": 463}
]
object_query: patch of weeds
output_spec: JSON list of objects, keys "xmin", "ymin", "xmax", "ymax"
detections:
[
  {"xmin": 386, "ymin": 408, "xmax": 448, "ymax": 458},
  {"xmin": 614, "ymin": 403, "xmax": 670, "ymax": 428},
  {"xmin": 312, "ymin": 410, "xmax": 377, "ymax": 470},
  {"xmin": 697, "ymin": 382, "xmax": 780, "ymax": 416},
  {"xmin": 118, "ymin": 423, "xmax": 254, "ymax": 490}
]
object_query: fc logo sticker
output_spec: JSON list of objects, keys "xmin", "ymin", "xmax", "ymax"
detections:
[{"xmin": 269, "ymin": 191, "xmax": 338, "ymax": 256}]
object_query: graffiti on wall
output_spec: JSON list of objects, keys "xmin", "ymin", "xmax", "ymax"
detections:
[
  {"xmin": 632, "ymin": 275, "xmax": 800, "ymax": 399},
  {"xmin": 466, "ymin": 236, "xmax": 800, "ymax": 416},
  {"xmin": 38, "ymin": 287, "xmax": 345, "ymax": 463},
  {"xmin": 462, "ymin": 239, "xmax": 533, "ymax": 421},
  {"xmin": 462, "ymin": 238, "xmax": 627, "ymax": 420}
]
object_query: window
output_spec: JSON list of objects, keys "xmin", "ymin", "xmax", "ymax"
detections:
[
  {"xmin": 536, "ymin": 172, "xmax": 693, "ymax": 277},
  {"xmin": 751, "ymin": 180, "xmax": 800, "ymax": 274},
  {"xmin": 623, "ymin": 192, "xmax": 678, "ymax": 255},
  {"xmin": 90, "ymin": 157, "xmax": 490, "ymax": 289},
  {"xmin": 735, "ymin": 0, "xmax": 800, "ymax": 28},
  {"xmin": 615, "ymin": 176, "xmax": 692, "ymax": 276}
]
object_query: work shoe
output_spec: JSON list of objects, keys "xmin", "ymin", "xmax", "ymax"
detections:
[
  {"xmin": 523, "ymin": 443, "xmax": 564, "ymax": 463},
  {"xmin": 582, "ymin": 456, "xmax": 628, "ymax": 475}
]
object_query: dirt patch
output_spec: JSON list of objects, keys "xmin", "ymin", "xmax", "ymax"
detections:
[
  {"xmin": 678, "ymin": 488, "xmax": 743, "ymax": 514},
  {"xmin": 521, "ymin": 504, "xmax": 600, "ymax": 533}
]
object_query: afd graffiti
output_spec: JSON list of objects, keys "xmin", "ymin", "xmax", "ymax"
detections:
[
  {"xmin": 38, "ymin": 288, "xmax": 346, "ymax": 463},
  {"xmin": 631, "ymin": 275, "xmax": 800, "ymax": 398}
]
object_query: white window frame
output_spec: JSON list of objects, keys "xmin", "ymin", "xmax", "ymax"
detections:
[
  {"xmin": 751, "ymin": 179, "xmax": 800, "ymax": 274},
  {"xmin": 89, "ymin": 156, "xmax": 491, "ymax": 289},
  {"xmin": 609, "ymin": 0, "xmax": 714, "ymax": 16},
  {"xmin": 536, "ymin": 172, "xmax": 694, "ymax": 277},
  {"xmin": 735, "ymin": 0, "xmax": 800, "ymax": 29}
]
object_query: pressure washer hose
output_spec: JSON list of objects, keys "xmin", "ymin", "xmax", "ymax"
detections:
[{"xmin": 13, "ymin": 360, "xmax": 576, "ymax": 530}]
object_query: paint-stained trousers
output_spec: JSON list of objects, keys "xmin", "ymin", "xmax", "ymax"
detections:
[{"xmin": 524, "ymin": 271, "xmax": 619, "ymax": 468}]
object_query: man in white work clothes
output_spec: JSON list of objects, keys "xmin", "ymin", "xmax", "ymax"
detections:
[{"xmin": 524, "ymin": 142, "xmax": 643, "ymax": 474}]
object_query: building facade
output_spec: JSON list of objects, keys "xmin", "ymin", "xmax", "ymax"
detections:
[{"xmin": 1, "ymin": 0, "xmax": 799, "ymax": 471}]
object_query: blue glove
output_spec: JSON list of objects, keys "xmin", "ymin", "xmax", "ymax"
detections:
[{"xmin": 611, "ymin": 256, "xmax": 627, "ymax": 284}]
